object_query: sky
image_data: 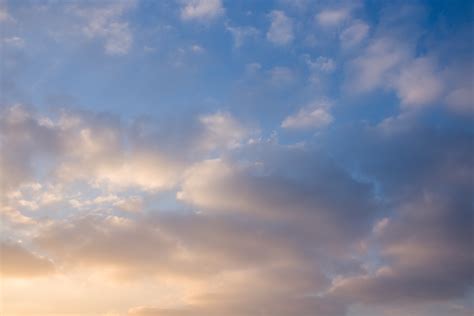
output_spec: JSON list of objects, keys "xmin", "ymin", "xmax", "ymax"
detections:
[{"xmin": 0, "ymin": 0, "xmax": 473, "ymax": 315}]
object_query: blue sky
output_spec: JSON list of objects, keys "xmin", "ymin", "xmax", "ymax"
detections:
[{"xmin": 0, "ymin": 1, "xmax": 473, "ymax": 315}]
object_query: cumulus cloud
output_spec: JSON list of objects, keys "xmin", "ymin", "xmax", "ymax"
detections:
[
  {"xmin": 326, "ymin": 122, "xmax": 474, "ymax": 308},
  {"xmin": 266, "ymin": 10, "xmax": 294, "ymax": 45},
  {"xmin": 281, "ymin": 100, "xmax": 333, "ymax": 130},
  {"xmin": 198, "ymin": 111, "xmax": 252, "ymax": 151},
  {"xmin": 332, "ymin": 193, "xmax": 473, "ymax": 304},
  {"xmin": 393, "ymin": 57, "xmax": 444, "ymax": 107},
  {"xmin": 348, "ymin": 37, "xmax": 409, "ymax": 93},
  {"xmin": 1, "ymin": 103, "xmax": 472, "ymax": 315},
  {"xmin": 180, "ymin": 0, "xmax": 224, "ymax": 21}
]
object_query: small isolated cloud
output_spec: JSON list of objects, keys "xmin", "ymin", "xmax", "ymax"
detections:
[
  {"xmin": 340, "ymin": 20, "xmax": 369, "ymax": 48},
  {"xmin": 316, "ymin": 8, "xmax": 350, "ymax": 27},
  {"xmin": 3, "ymin": 36, "xmax": 25, "ymax": 48},
  {"xmin": 180, "ymin": 0, "xmax": 224, "ymax": 21},
  {"xmin": 226, "ymin": 24, "xmax": 259, "ymax": 48},
  {"xmin": 190, "ymin": 44, "xmax": 205, "ymax": 53},
  {"xmin": 304, "ymin": 55, "xmax": 336, "ymax": 74},
  {"xmin": 281, "ymin": 100, "xmax": 333, "ymax": 130},
  {"xmin": 266, "ymin": 10, "xmax": 293, "ymax": 45}
]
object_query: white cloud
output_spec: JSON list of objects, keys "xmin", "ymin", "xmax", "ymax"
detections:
[
  {"xmin": 3, "ymin": 36, "xmax": 25, "ymax": 48},
  {"xmin": 198, "ymin": 112, "xmax": 251, "ymax": 151},
  {"xmin": 190, "ymin": 44, "xmax": 205, "ymax": 53},
  {"xmin": 316, "ymin": 8, "xmax": 350, "ymax": 27},
  {"xmin": 226, "ymin": 24, "xmax": 259, "ymax": 47},
  {"xmin": 340, "ymin": 20, "xmax": 369, "ymax": 48},
  {"xmin": 348, "ymin": 37, "xmax": 409, "ymax": 93},
  {"xmin": 393, "ymin": 57, "xmax": 444, "ymax": 107},
  {"xmin": 180, "ymin": 0, "xmax": 224, "ymax": 21},
  {"xmin": 266, "ymin": 10, "xmax": 294, "ymax": 45},
  {"xmin": 281, "ymin": 100, "xmax": 333, "ymax": 130},
  {"xmin": 446, "ymin": 88, "xmax": 473, "ymax": 114},
  {"xmin": 304, "ymin": 55, "xmax": 336, "ymax": 73},
  {"xmin": 73, "ymin": 1, "xmax": 136, "ymax": 55}
]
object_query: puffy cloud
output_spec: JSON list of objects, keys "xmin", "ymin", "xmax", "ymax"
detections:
[
  {"xmin": 326, "ymin": 122, "xmax": 474, "ymax": 308},
  {"xmin": 332, "ymin": 193, "xmax": 473, "ymax": 304},
  {"xmin": 393, "ymin": 57, "xmax": 444, "ymax": 107},
  {"xmin": 347, "ymin": 37, "xmax": 409, "ymax": 93},
  {"xmin": 198, "ymin": 111, "xmax": 252, "ymax": 151},
  {"xmin": 1, "ymin": 106, "xmax": 249, "ymax": 198},
  {"xmin": 180, "ymin": 0, "xmax": 224, "ymax": 22},
  {"xmin": 177, "ymin": 145, "xmax": 376, "ymax": 246},
  {"xmin": 304, "ymin": 55, "xmax": 336, "ymax": 74},
  {"xmin": 347, "ymin": 38, "xmax": 446, "ymax": 108},
  {"xmin": 266, "ymin": 10, "xmax": 294, "ymax": 45},
  {"xmin": 281, "ymin": 100, "xmax": 333, "ymax": 130}
]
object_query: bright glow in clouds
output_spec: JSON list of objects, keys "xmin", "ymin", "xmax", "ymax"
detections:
[{"xmin": 0, "ymin": 1, "xmax": 473, "ymax": 316}]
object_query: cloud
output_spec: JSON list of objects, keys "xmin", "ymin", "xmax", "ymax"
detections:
[
  {"xmin": 446, "ymin": 88, "xmax": 473, "ymax": 114},
  {"xmin": 198, "ymin": 111, "xmax": 252, "ymax": 151},
  {"xmin": 0, "ymin": 1, "xmax": 12, "ymax": 23},
  {"xmin": 304, "ymin": 55, "xmax": 336, "ymax": 74},
  {"xmin": 180, "ymin": 0, "xmax": 224, "ymax": 21},
  {"xmin": 177, "ymin": 145, "xmax": 376, "ymax": 246},
  {"xmin": 225, "ymin": 24, "xmax": 259, "ymax": 48},
  {"xmin": 281, "ymin": 100, "xmax": 333, "ymax": 130},
  {"xmin": 331, "ymin": 193, "xmax": 474, "ymax": 304},
  {"xmin": 3, "ymin": 36, "xmax": 25, "ymax": 48},
  {"xmin": 2, "ymin": 103, "xmax": 472, "ymax": 315},
  {"xmin": 316, "ymin": 8, "xmax": 350, "ymax": 27},
  {"xmin": 348, "ymin": 39, "xmax": 445, "ymax": 108},
  {"xmin": 1, "ymin": 241, "xmax": 54, "ymax": 278},
  {"xmin": 340, "ymin": 20, "xmax": 369, "ymax": 48},
  {"xmin": 347, "ymin": 37, "xmax": 409, "ymax": 93},
  {"xmin": 267, "ymin": 66, "xmax": 295, "ymax": 86},
  {"xmin": 266, "ymin": 10, "xmax": 294, "ymax": 45},
  {"xmin": 326, "ymin": 122, "xmax": 474, "ymax": 306},
  {"xmin": 72, "ymin": 1, "xmax": 136, "ymax": 55},
  {"xmin": 393, "ymin": 57, "xmax": 444, "ymax": 107}
]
